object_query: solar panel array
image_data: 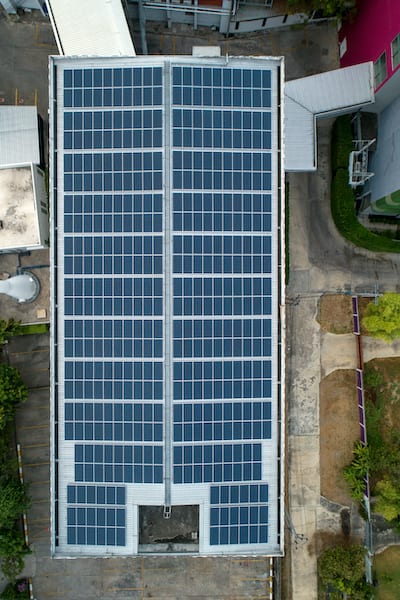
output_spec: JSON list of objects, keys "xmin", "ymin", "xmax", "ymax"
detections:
[{"xmin": 54, "ymin": 57, "xmax": 281, "ymax": 554}]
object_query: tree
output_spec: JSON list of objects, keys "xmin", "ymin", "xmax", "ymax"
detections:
[
  {"xmin": 0, "ymin": 320, "xmax": 22, "ymax": 346},
  {"xmin": 0, "ymin": 365, "xmax": 28, "ymax": 430},
  {"xmin": 362, "ymin": 293, "xmax": 400, "ymax": 342},
  {"xmin": 0, "ymin": 527, "xmax": 30, "ymax": 582},
  {"xmin": 318, "ymin": 545, "xmax": 368, "ymax": 596},
  {"xmin": 0, "ymin": 479, "xmax": 30, "ymax": 530},
  {"xmin": 287, "ymin": 0, "xmax": 357, "ymax": 18},
  {"xmin": 374, "ymin": 478, "xmax": 400, "ymax": 522}
]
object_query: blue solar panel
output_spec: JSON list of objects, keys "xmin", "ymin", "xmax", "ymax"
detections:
[
  {"xmin": 209, "ymin": 484, "xmax": 268, "ymax": 546},
  {"xmin": 173, "ymin": 402, "xmax": 271, "ymax": 442},
  {"xmin": 56, "ymin": 58, "xmax": 279, "ymax": 552},
  {"xmin": 67, "ymin": 507, "xmax": 126, "ymax": 546},
  {"xmin": 74, "ymin": 444, "xmax": 163, "ymax": 484},
  {"xmin": 65, "ymin": 403, "xmax": 163, "ymax": 441},
  {"xmin": 67, "ymin": 485, "xmax": 126, "ymax": 505},
  {"xmin": 173, "ymin": 444, "xmax": 262, "ymax": 484}
]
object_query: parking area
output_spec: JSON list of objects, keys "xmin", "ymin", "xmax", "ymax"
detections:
[{"xmin": 9, "ymin": 332, "xmax": 276, "ymax": 599}]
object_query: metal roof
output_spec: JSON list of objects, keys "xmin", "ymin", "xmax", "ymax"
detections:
[
  {"xmin": 285, "ymin": 62, "xmax": 375, "ymax": 171},
  {"xmin": 46, "ymin": 0, "xmax": 136, "ymax": 56},
  {"xmin": 0, "ymin": 106, "xmax": 40, "ymax": 167},
  {"xmin": 49, "ymin": 54, "xmax": 285, "ymax": 557}
]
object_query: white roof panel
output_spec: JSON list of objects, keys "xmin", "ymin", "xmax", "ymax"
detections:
[
  {"xmin": 46, "ymin": 0, "xmax": 136, "ymax": 56},
  {"xmin": 284, "ymin": 62, "xmax": 374, "ymax": 171},
  {"xmin": 0, "ymin": 106, "xmax": 40, "ymax": 167},
  {"xmin": 284, "ymin": 97, "xmax": 315, "ymax": 172},
  {"xmin": 285, "ymin": 62, "xmax": 374, "ymax": 116}
]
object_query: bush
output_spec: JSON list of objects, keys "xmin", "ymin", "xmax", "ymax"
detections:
[
  {"xmin": 0, "ymin": 528, "xmax": 30, "ymax": 583},
  {"xmin": 331, "ymin": 115, "xmax": 354, "ymax": 172},
  {"xmin": 0, "ymin": 580, "xmax": 29, "ymax": 600},
  {"xmin": 318, "ymin": 544, "xmax": 368, "ymax": 596},
  {"xmin": 287, "ymin": 0, "xmax": 356, "ymax": 18},
  {"xmin": 0, "ymin": 321, "xmax": 22, "ymax": 346},
  {"xmin": 343, "ymin": 442, "xmax": 371, "ymax": 501},
  {"xmin": 0, "ymin": 480, "xmax": 30, "ymax": 530},
  {"xmin": 0, "ymin": 365, "xmax": 28, "ymax": 431},
  {"xmin": 362, "ymin": 293, "xmax": 400, "ymax": 342},
  {"xmin": 374, "ymin": 478, "xmax": 400, "ymax": 522}
]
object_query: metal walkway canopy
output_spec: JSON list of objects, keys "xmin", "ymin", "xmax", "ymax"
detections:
[{"xmin": 284, "ymin": 62, "xmax": 375, "ymax": 172}]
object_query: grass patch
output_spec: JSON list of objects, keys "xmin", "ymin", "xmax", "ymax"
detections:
[
  {"xmin": 374, "ymin": 546, "xmax": 400, "ymax": 599},
  {"xmin": 331, "ymin": 116, "xmax": 400, "ymax": 253},
  {"xmin": 19, "ymin": 323, "xmax": 49, "ymax": 335},
  {"xmin": 332, "ymin": 115, "xmax": 354, "ymax": 172}
]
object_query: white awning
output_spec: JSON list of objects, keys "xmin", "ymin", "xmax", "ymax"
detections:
[{"xmin": 46, "ymin": 0, "xmax": 136, "ymax": 56}]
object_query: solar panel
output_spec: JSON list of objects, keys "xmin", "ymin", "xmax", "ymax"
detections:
[
  {"xmin": 209, "ymin": 484, "xmax": 268, "ymax": 546},
  {"xmin": 52, "ymin": 56, "xmax": 282, "ymax": 555}
]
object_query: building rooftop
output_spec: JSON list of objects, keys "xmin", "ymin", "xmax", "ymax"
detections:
[
  {"xmin": 50, "ymin": 54, "xmax": 284, "ymax": 557},
  {"xmin": 0, "ymin": 166, "xmax": 41, "ymax": 251},
  {"xmin": 46, "ymin": 0, "xmax": 136, "ymax": 56},
  {"xmin": 0, "ymin": 106, "xmax": 41, "ymax": 167}
]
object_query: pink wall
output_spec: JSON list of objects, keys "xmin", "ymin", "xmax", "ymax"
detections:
[{"xmin": 339, "ymin": 0, "xmax": 400, "ymax": 89}]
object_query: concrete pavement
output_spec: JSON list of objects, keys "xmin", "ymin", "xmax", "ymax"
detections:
[{"xmin": 287, "ymin": 117, "xmax": 400, "ymax": 599}]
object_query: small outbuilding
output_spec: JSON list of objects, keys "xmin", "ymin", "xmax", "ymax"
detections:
[{"xmin": 0, "ymin": 106, "xmax": 48, "ymax": 252}]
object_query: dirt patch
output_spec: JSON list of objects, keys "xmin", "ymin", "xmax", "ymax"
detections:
[
  {"xmin": 320, "ymin": 369, "xmax": 360, "ymax": 505},
  {"xmin": 308, "ymin": 530, "xmax": 355, "ymax": 559},
  {"xmin": 318, "ymin": 294, "xmax": 353, "ymax": 334},
  {"xmin": 318, "ymin": 294, "xmax": 373, "ymax": 334}
]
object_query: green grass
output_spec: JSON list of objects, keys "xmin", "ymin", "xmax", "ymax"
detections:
[
  {"xmin": 332, "ymin": 115, "xmax": 354, "ymax": 172},
  {"xmin": 19, "ymin": 323, "xmax": 49, "ymax": 335},
  {"xmin": 374, "ymin": 546, "xmax": 400, "ymax": 599}
]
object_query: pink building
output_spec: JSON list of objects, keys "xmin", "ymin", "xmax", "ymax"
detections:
[
  {"xmin": 339, "ymin": 0, "xmax": 400, "ymax": 110},
  {"xmin": 339, "ymin": 0, "xmax": 400, "ymax": 214}
]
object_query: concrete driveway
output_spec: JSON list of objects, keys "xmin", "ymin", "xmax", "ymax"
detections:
[{"xmin": 286, "ymin": 118, "xmax": 400, "ymax": 600}]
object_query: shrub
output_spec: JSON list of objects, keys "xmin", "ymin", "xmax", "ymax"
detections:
[
  {"xmin": 318, "ymin": 544, "xmax": 368, "ymax": 596},
  {"xmin": 343, "ymin": 442, "xmax": 371, "ymax": 501},
  {"xmin": 0, "ymin": 480, "xmax": 30, "ymax": 530},
  {"xmin": 0, "ymin": 365, "xmax": 28, "ymax": 431},
  {"xmin": 0, "ymin": 321, "xmax": 22, "ymax": 346},
  {"xmin": 362, "ymin": 293, "xmax": 400, "ymax": 342},
  {"xmin": 0, "ymin": 580, "xmax": 29, "ymax": 600},
  {"xmin": 331, "ymin": 115, "xmax": 354, "ymax": 172},
  {"xmin": 0, "ymin": 528, "xmax": 30, "ymax": 583},
  {"xmin": 374, "ymin": 478, "xmax": 400, "ymax": 522}
]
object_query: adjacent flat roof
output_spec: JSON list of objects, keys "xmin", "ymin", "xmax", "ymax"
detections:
[
  {"xmin": 46, "ymin": 0, "xmax": 136, "ymax": 56},
  {"xmin": 0, "ymin": 166, "xmax": 41, "ymax": 251},
  {"xmin": 50, "ymin": 55, "xmax": 284, "ymax": 557}
]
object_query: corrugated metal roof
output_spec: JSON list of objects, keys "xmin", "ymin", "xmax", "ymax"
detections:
[
  {"xmin": 284, "ymin": 97, "xmax": 315, "ymax": 172},
  {"xmin": 0, "ymin": 106, "xmax": 40, "ymax": 167},
  {"xmin": 284, "ymin": 62, "xmax": 374, "ymax": 172},
  {"xmin": 46, "ymin": 0, "xmax": 136, "ymax": 56},
  {"xmin": 285, "ymin": 62, "xmax": 374, "ymax": 115}
]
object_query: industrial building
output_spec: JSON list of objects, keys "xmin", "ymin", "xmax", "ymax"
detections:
[{"xmin": 49, "ymin": 52, "xmax": 285, "ymax": 556}]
